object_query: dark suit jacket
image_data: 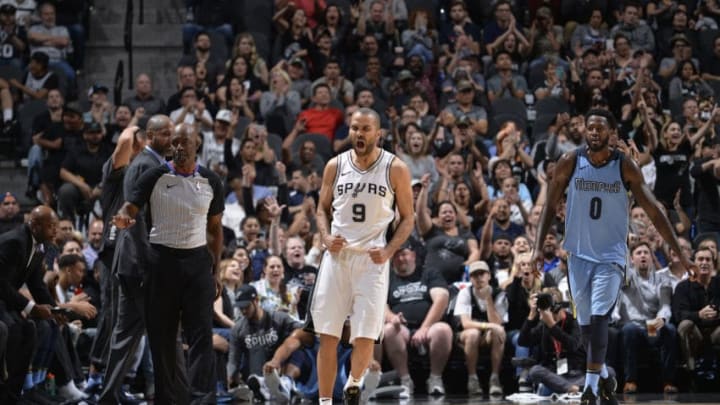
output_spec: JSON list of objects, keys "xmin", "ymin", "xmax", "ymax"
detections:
[{"xmin": 0, "ymin": 224, "xmax": 54, "ymax": 312}]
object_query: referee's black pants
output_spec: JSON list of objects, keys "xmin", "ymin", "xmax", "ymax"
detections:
[{"xmin": 145, "ymin": 244, "xmax": 216, "ymax": 405}]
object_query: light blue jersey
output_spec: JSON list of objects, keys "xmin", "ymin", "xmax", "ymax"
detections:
[{"xmin": 564, "ymin": 148, "xmax": 629, "ymax": 267}]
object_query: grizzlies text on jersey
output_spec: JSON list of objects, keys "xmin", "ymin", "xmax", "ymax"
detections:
[{"xmin": 564, "ymin": 148, "xmax": 629, "ymax": 266}]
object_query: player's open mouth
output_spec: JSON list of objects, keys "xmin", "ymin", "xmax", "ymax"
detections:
[{"xmin": 356, "ymin": 140, "xmax": 365, "ymax": 148}]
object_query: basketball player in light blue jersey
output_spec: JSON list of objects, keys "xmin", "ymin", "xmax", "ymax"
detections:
[{"xmin": 533, "ymin": 108, "xmax": 696, "ymax": 405}]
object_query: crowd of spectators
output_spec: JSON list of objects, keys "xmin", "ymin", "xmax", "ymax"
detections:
[{"xmin": 2, "ymin": 0, "xmax": 720, "ymax": 402}]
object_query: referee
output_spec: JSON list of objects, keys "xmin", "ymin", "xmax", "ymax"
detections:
[{"xmin": 113, "ymin": 123, "xmax": 225, "ymax": 404}]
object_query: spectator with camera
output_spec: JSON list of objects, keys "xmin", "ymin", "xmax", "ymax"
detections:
[
  {"xmin": 614, "ymin": 241, "xmax": 678, "ymax": 393},
  {"xmin": 380, "ymin": 242, "xmax": 453, "ymax": 396},
  {"xmin": 453, "ymin": 260, "xmax": 507, "ymax": 396},
  {"xmin": 502, "ymin": 252, "xmax": 556, "ymax": 392},
  {"xmin": 518, "ymin": 287, "xmax": 590, "ymax": 395}
]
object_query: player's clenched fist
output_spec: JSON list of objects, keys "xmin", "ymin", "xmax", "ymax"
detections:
[
  {"xmin": 368, "ymin": 247, "xmax": 391, "ymax": 264},
  {"xmin": 324, "ymin": 234, "xmax": 347, "ymax": 253}
]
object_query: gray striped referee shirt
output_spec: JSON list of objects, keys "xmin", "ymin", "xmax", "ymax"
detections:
[{"xmin": 127, "ymin": 163, "xmax": 224, "ymax": 249}]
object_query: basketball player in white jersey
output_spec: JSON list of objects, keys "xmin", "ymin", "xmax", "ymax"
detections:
[{"xmin": 310, "ymin": 107, "xmax": 414, "ymax": 404}]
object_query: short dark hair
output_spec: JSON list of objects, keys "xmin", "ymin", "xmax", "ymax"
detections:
[
  {"xmin": 194, "ymin": 30, "xmax": 210, "ymax": 42},
  {"xmin": 694, "ymin": 245, "xmax": 717, "ymax": 261},
  {"xmin": 352, "ymin": 107, "xmax": 381, "ymax": 128},
  {"xmin": 312, "ymin": 82, "xmax": 331, "ymax": 96},
  {"xmin": 30, "ymin": 51, "xmax": 49, "ymax": 69},
  {"xmin": 58, "ymin": 253, "xmax": 84, "ymax": 269},
  {"xmin": 585, "ymin": 108, "xmax": 617, "ymax": 130},
  {"xmin": 630, "ymin": 240, "xmax": 652, "ymax": 255},
  {"xmin": 493, "ymin": 50, "xmax": 512, "ymax": 63}
]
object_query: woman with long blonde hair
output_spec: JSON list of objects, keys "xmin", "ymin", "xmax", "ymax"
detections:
[{"xmin": 232, "ymin": 32, "xmax": 269, "ymax": 85}]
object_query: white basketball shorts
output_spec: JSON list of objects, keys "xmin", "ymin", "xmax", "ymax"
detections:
[{"xmin": 310, "ymin": 249, "xmax": 389, "ymax": 342}]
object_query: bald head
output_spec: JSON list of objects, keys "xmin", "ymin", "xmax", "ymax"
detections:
[
  {"xmin": 172, "ymin": 123, "xmax": 199, "ymax": 167},
  {"xmin": 147, "ymin": 115, "xmax": 171, "ymax": 131},
  {"xmin": 146, "ymin": 115, "xmax": 173, "ymax": 156},
  {"xmin": 29, "ymin": 205, "xmax": 58, "ymax": 243}
]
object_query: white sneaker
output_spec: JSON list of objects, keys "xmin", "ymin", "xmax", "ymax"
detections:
[
  {"xmin": 489, "ymin": 375, "xmax": 503, "ymax": 396},
  {"xmin": 264, "ymin": 369, "xmax": 291, "ymax": 402},
  {"xmin": 362, "ymin": 369, "xmax": 382, "ymax": 402},
  {"xmin": 467, "ymin": 375, "xmax": 483, "ymax": 396},
  {"xmin": 426, "ymin": 374, "xmax": 445, "ymax": 396},
  {"xmin": 58, "ymin": 381, "xmax": 89, "ymax": 401},
  {"xmin": 400, "ymin": 375, "xmax": 414, "ymax": 396}
]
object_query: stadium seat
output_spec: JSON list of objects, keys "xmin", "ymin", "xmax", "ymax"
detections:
[{"xmin": 535, "ymin": 97, "xmax": 570, "ymax": 117}]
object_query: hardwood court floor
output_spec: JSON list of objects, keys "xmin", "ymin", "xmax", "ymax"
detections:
[{"xmin": 368, "ymin": 393, "xmax": 720, "ymax": 404}]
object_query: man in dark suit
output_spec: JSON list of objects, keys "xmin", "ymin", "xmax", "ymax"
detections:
[
  {"xmin": 0, "ymin": 205, "xmax": 58, "ymax": 403},
  {"xmin": 99, "ymin": 115, "xmax": 172, "ymax": 404}
]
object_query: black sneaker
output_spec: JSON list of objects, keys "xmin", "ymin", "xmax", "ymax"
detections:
[
  {"xmin": 343, "ymin": 385, "xmax": 361, "ymax": 405},
  {"xmin": 580, "ymin": 386, "xmax": 597, "ymax": 405},
  {"xmin": 599, "ymin": 376, "xmax": 618, "ymax": 405}
]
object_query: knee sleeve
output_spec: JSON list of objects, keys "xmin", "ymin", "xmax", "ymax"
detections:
[{"xmin": 589, "ymin": 315, "xmax": 609, "ymax": 365}]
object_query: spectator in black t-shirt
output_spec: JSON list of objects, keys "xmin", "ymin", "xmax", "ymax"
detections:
[
  {"xmin": 416, "ymin": 175, "xmax": 480, "ymax": 284},
  {"xmin": 0, "ymin": 3, "xmax": 27, "ymax": 70},
  {"xmin": 380, "ymin": 243, "xmax": 452, "ymax": 396},
  {"xmin": 57, "ymin": 121, "xmax": 113, "ymax": 221},
  {"xmin": 690, "ymin": 137, "xmax": 720, "ymax": 235}
]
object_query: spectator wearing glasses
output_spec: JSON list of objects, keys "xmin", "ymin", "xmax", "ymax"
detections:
[{"xmin": 0, "ymin": 192, "xmax": 22, "ymax": 234}]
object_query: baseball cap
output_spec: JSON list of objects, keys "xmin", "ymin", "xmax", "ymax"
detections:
[
  {"xmin": 467, "ymin": 260, "xmax": 490, "ymax": 275},
  {"xmin": 289, "ymin": 57, "xmax": 305, "ymax": 68},
  {"xmin": 234, "ymin": 284, "xmax": 258, "ymax": 309},
  {"xmin": 0, "ymin": 3, "xmax": 16, "ymax": 14},
  {"xmin": 397, "ymin": 69, "xmax": 414, "ymax": 81},
  {"xmin": 536, "ymin": 6, "xmax": 552, "ymax": 19},
  {"xmin": 456, "ymin": 80, "xmax": 473, "ymax": 92},
  {"xmin": 488, "ymin": 157, "xmax": 511, "ymax": 174},
  {"xmin": 492, "ymin": 232, "xmax": 513, "ymax": 243},
  {"xmin": 456, "ymin": 115, "xmax": 471, "ymax": 128},
  {"xmin": 84, "ymin": 121, "xmax": 103, "ymax": 133},
  {"xmin": 88, "ymin": 84, "xmax": 109, "ymax": 97},
  {"xmin": 63, "ymin": 101, "xmax": 83, "ymax": 116},
  {"xmin": 670, "ymin": 34, "xmax": 690, "ymax": 47},
  {"xmin": 398, "ymin": 241, "xmax": 415, "ymax": 251},
  {"xmin": 411, "ymin": 178, "xmax": 423, "ymax": 188},
  {"xmin": 215, "ymin": 109, "xmax": 232, "ymax": 123},
  {"xmin": 2, "ymin": 191, "xmax": 17, "ymax": 203}
]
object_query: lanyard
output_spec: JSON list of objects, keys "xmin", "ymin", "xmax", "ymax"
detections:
[
  {"xmin": 166, "ymin": 161, "xmax": 198, "ymax": 177},
  {"xmin": 552, "ymin": 317, "xmax": 566, "ymax": 356},
  {"xmin": 144, "ymin": 146, "xmax": 165, "ymax": 164}
]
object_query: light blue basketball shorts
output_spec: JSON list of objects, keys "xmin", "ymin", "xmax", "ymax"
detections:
[{"xmin": 567, "ymin": 254, "xmax": 624, "ymax": 326}]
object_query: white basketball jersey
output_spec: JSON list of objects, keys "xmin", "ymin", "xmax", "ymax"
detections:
[{"xmin": 331, "ymin": 149, "xmax": 396, "ymax": 251}]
